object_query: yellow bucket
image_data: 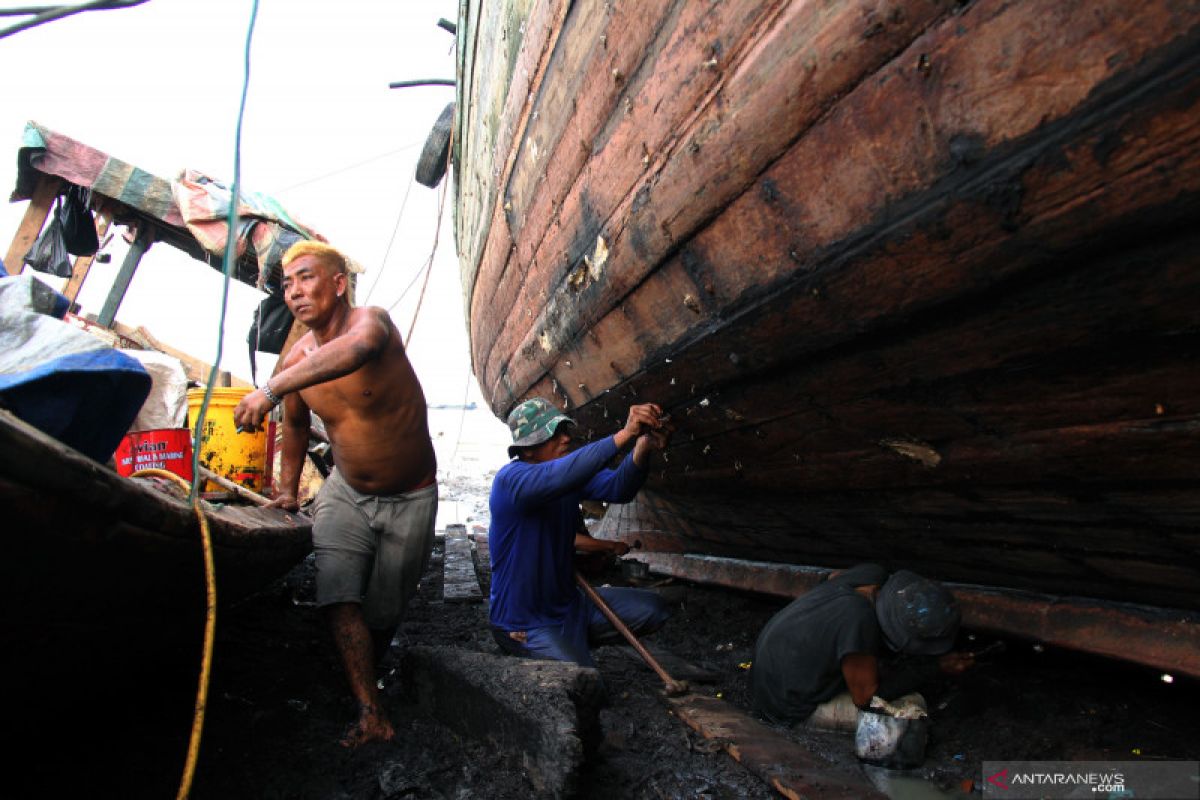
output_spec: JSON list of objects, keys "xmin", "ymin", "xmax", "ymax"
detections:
[{"xmin": 188, "ymin": 387, "xmax": 274, "ymax": 494}]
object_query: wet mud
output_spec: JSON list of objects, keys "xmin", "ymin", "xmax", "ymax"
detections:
[{"xmin": 10, "ymin": 544, "xmax": 1199, "ymax": 799}]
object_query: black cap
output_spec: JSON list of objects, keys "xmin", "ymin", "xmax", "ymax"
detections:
[{"xmin": 875, "ymin": 570, "xmax": 960, "ymax": 655}]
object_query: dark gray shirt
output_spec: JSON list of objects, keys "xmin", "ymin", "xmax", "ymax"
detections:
[{"xmin": 750, "ymin": 564, "xmax": 886, "ymax": 723}]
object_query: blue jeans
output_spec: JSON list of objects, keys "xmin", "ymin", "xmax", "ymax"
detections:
[{"xmin": 492, "ymin": 586, "xmax": 671, "ymax": 667}]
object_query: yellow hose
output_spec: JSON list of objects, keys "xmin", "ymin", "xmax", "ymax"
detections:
[{"xmin": 130, "ymin": 468, "xmax": 216, "ymax": 800}]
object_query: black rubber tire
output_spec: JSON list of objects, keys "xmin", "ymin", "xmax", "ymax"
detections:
[{"xmin": 415, "ymin": 102, "xmax": 455, "ymax": 188}]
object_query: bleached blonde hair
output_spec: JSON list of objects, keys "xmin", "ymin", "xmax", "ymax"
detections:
[{"xmin": 282, "ymin": 240, "xmax": 348, "ymax": 275}]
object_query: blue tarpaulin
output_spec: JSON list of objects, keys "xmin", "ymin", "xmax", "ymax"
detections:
[
  {"xmin": 0, "ymin": 349, "xmax": 151, "ymax": 462},
  {"xmin": 0, "ymin": 275, "xmax": 150, "ymax": 462}
]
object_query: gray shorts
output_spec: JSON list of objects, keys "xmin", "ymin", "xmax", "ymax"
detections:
[{"xmin": 311, "ymin": 468, "xmax": 438, "ymax": 630}]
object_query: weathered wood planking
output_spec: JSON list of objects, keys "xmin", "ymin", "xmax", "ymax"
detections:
[
  {"xmin": 600, "ymin": 486, "xmax": 1200, "ymax": 610},
  {"xmin": 502, "ymin": 0, "xmax": 675, "ymax": 246},
  {"xmin": 468, "ymin": 0, "xmax": 1200, "ymax": 410},
  {"xmin": 665, "ymin": 694, "xmax": 887, "ymax": 800},
  {"xmin": 507, "ymin": 0, "xmax": 1200, "ymax": 414},
  {"xmin": 630, "ymin": 553, "xmax": 1200, "ymax": 679},
  {"xmin": 467, "ymin": 0, "xmax": 681, "ymax": 388},
  {"xmin": 455, "ymin": 0, "xmax": 547, "ymax": 303},
  {"xmin": 473, "ymin": 0, "xmax": 957, "ymax": 405},
  {"xmin": 626, "ymin": 238, "xmax": 1200, "ymax": 482},
  {"xmin": 532, "ymin": 42, "xmax": 1200, "ymax": 461},
  {"xmin": 0, "ymin": 410, "xmax": 311, "ymax": 634},
  {"xmin": 4, "ymin": 173, "xmax": 60, "ymax": 275},
  {"xmin": 443, "ymin": 523, "xmax": 483, "ymax": 603},
  {"xmin": 455, "ymin": 0, "xmax": 1200, "ymax": 617}
]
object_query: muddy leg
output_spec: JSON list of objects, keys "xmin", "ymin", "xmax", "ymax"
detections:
[
  {"xmin": 370, "ymin": 627, "xmax": 396, "ymax": 666},
  {"xmin": 327, "ymin": 602, "xmax": 395, "ymax": 747}
]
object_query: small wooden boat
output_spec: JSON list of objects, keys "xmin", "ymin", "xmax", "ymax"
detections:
[
  {"xmin": 451, "ymin": 0, "xmax": 1200, "ymax": 670},
  {"xmin": 0, "ymin": 408, "xmax": 310, "ymax": 645},
  {"xmin": 3, "ymin": 124, "xmax": 321, "ymax": 652}
]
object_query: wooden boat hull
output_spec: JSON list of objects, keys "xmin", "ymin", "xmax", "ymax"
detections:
[
  {"xmin": 0, "ymin": 410, "xmax": 311, "ymax": 645},
  {"xmin": 454, "ymin": 0, "xmax": 1200, "ymax": 618}
]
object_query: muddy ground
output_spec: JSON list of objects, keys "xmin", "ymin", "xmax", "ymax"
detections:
[{"xmin": 12, "ymin": 516, "xmax": 1199, "ymax": 798}]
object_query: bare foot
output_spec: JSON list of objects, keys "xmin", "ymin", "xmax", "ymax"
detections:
[{"xmin": 339, "ymin": 706, "xmax": 395, "ymax": 748}]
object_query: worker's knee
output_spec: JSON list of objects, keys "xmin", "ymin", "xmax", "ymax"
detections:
[
  {"xmin": 589, "ymin": 587, "xmax": 673, "ymax": 638},
  {"xmin": 492, "ymin": 625, "xmax": 595, "ymax": 667},
  {"xmin": 640, "ymin": 592, "xmax": 672, "ymax": 634}
]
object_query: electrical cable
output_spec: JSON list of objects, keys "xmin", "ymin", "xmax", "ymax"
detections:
[
  {"xmin": 0, "ymin": 0, "xmax": 148, "ymax": 40},
  {"xmin": 191, "ymin": 0, "xmax": 258, "ymax": 503},
  {"xmin": 177, "ymin": 1, "xmax": 259, "ymax": 797},
  {"xmin": 273, "ymin": 142, "xmax": 421, "ymax": 194}
]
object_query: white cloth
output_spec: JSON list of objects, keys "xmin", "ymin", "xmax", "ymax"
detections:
[{"xmin": 119, "ymin": 349, "xmax": 189, "ymax": 431}]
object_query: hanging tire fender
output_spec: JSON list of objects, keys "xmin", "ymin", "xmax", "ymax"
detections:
[{"xmin": 415, "ymin": 102, "xmax": 455, "ymax": 188}]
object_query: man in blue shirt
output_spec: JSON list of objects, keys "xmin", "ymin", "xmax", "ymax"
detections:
[{"xmin": 489, "ymin": 397, "xmax": 672, "ymax": 666}]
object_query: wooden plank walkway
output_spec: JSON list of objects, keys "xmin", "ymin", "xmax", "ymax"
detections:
[
  {"xmin": 666, "ymin": 694, "xmax": 885, "ymax": 800},
  {"xmin": 442, "ymin": 523, "xmax": 483, "ymax": 603}
]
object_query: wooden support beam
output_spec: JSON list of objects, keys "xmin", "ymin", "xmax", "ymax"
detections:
[
  {"xmin": 443, "ymin": 523, "xmax": 483, "ymax": 603},
  {"xmin": 62, "ymin": 202, "xmax": 114, "ymax": 305},
  {"xmin": 631, "ymin": 553, "xmax": 1200, "ymax": 679},
  {"xmin": 97, "ymin": 225, "xmax": 153, "ymax": 327},
  {"xmin": 108, "ymin": 321, "xmax": 252, "ymax": 388},
  {"xmin": 4, "ymin": 174, "xmax": 60, "ymax": 275},
  {"xmin": 665, "ymin": 694, "xmax": 886, "ymax": 800}
]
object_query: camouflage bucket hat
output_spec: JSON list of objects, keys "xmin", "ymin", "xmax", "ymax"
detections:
[{"xmin": 506, "ymin": 397, "xmax": 575, "ymax": 457}]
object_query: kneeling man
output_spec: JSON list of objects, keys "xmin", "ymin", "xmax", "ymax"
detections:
[
  {"xmin": 750, "ymin": 564, "xmax": 974, "ymax": 728},
  {"xmin": 488, "ymin": 398, "xmax": 671, "ymax": 666}
]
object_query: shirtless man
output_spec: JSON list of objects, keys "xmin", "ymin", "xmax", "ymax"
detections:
[{"xmin": 234, "ymin": 241, "xmax": 437, "ymax": 747}]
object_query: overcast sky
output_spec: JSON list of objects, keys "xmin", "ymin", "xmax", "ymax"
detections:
[{"xmin": 0, "ymin": 0, "xmax": 484, "ymax": 406}]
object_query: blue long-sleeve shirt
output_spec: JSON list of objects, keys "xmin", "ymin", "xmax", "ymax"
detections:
[{"xmin": 488, "ymin": 435, "xmax": 647, "ymax": 631}]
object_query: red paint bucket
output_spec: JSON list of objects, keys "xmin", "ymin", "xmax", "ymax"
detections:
[{"xmin": 115, "ymin": 428, "xmax": 194, "ymax": 481}]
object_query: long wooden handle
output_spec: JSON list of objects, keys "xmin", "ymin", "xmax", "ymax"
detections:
[
  {"xmin": 199, "ymin": 466, "xmax": 272, "ymax": 507},
  {"xmin": 574, "ymin": 570, "xmax": 680, "ymax": 689}
]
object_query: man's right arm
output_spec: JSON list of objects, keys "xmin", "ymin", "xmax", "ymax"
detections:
[
  {"xmin": 233, "ymin": 308, "xmax": 392, "ymax": 432},
  {"xmin": 269, "ymin": 307, "xmax": 391, "ymax": 397},
  {"xmin": 841, "ymin": 652, "xmax": 881, "ymax": 708},
  {"xmin": 501, "ymin": 403, "xmax": 667, "ymax": 509},
  {"xmin": 500, "ymin": 436, "xmax": 622, "ymax": 509}
]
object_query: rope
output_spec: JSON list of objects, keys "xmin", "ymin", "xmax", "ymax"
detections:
[
  {"xmin": 130, "ymin": 469, "xmax": 217, "ymax": 800},
  {"xmin": 402, "ymin": 162, "xmax": 449, "ymax": 345},
  {"xmin": 362, "ymin": 172, "xmax": 417, "ymax": 305},
  {"xmin": 388, "ymin": 106, "xmax": 454, "ymax": 334},
  {"xmin": 384, "ymin": 248, "xmax": 435, "ymax": 314},
  {"xmin": 273, "ymin": 142, "xmax": 422, "ymax": 194},
  {"xmin": 447, "ymin": 366, "xmax": 473, "ymax": 468}
]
